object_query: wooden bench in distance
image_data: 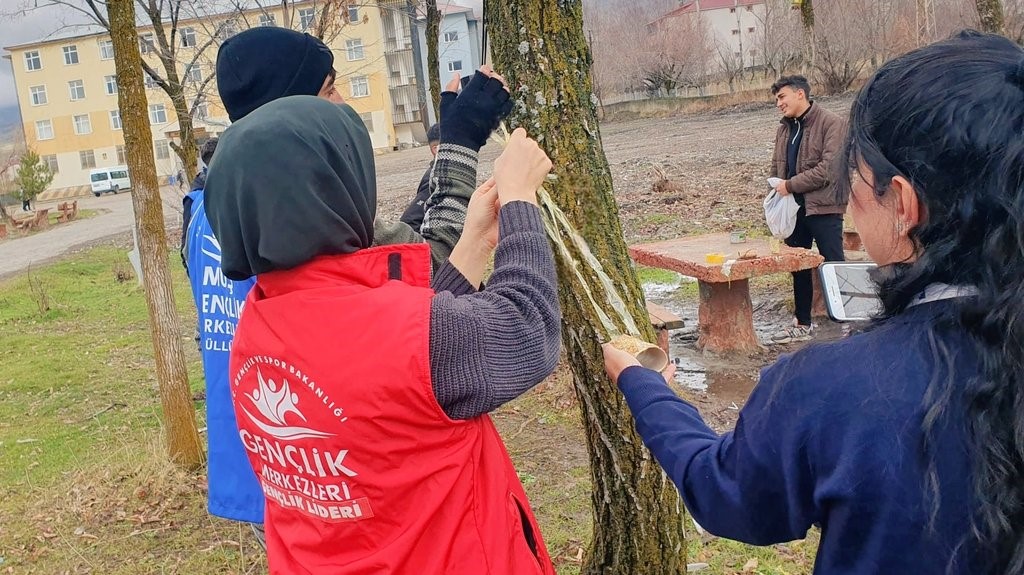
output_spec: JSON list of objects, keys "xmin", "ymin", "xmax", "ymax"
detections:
[{"xmin": 57, "ymin": 201, "xmax": 78, "ymax": 223}]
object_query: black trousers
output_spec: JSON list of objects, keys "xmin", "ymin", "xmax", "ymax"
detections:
[{"xmin": 785, "ymin": 209, "xmax": 845, "ymax": 325}]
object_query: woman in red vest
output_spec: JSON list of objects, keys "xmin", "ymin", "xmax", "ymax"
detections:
[{"xmin": 204, "ymin": 94, "xmax": 561, "ymax": 574}]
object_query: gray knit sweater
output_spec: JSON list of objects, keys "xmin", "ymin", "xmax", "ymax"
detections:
[{"xmin": 429, "ymin": 201, "xmax": 562, "ymax": 420}]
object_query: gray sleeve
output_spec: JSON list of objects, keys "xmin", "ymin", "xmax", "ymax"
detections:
[
  {"xmin": 372, "ymin": 142, "xmax": 478, "ymax": 270},
  {"xmin": 429, "ymin": 201, "xmax": 562, "ymax": 420}
]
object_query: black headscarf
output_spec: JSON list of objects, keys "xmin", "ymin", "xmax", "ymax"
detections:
[{"xmin": 205, "ymin": 96, "xmax": 376, "ymax": 280}]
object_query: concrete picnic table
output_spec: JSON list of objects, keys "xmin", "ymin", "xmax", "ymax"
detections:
[{"xmin": 629, "ymin": 233, "xmax": 823, "ymax": 354}]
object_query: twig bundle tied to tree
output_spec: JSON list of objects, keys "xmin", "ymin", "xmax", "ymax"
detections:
[{"xmin": 491, "ymin": 124, "xmax": 641, "ymax": 342}]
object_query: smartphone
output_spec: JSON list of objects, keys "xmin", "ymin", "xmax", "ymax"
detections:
[{"xmin": 819, "ymin": 262, "xmax": 880, "ymax": 321}]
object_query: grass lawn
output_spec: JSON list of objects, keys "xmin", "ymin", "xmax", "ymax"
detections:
[{"xmin": 0, "ymin": 244, "xmax": 817, "ymax": 574}]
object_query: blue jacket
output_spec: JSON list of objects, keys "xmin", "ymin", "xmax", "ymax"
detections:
[
  {"xmin": 185, "ymin": 189, "xmax": 264, "ymax": 523},
  {"xmin": 618, "ymin": 300, "xmax": 984, "ymax": 574}
]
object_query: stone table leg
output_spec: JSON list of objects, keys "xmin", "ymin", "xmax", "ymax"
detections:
[{"xmin": 696, "ymin": 279, "xmax": 762, "ymax": 354}]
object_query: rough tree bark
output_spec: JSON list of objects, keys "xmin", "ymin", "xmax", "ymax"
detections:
[
  {"xmin": 425, "ymin": 0, "xmax": 442, "ymax": 121},
  {"xmin": 800, "ymin": 0, "xmax": 816, "ymax": 71},
  {"xmin": 485, "ymin": 1, "xmax": 687, "ymax": 572},
  {"xmin": 109, "ymin": 0, "xmax": 204, "ymax": 469},
  {"xmin": 976, "ymin": 0, "xmax": 1006, "ymax": 34}
]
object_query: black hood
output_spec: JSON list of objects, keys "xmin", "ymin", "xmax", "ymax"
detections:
[{"xmin": 204, "ymin": 96, "xmax": 377, "ymax": 280}]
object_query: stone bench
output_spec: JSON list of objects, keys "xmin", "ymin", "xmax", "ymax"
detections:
[{"xmin": 630, "ymin": 233, "xmax": 823, "ymax": 354}]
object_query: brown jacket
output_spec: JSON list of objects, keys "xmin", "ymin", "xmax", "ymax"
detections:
[{"xmin": 770, "ymin": 103, "xmax": 848, "ymax": 216}]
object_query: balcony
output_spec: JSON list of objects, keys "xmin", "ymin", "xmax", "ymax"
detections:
[
  {"xmin": 384, "ymin": 37, "xmax": 413, "ymax": 53},
  {"xmin": 392, "ymin": 109, "xmax": 421, "ymax": 125},
  {"xmin": 388, "ymin": 75, "xmax": 417, "ymax": 90}
]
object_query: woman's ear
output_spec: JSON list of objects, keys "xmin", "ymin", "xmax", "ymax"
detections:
[{"xmin": 890, "ymin": 175, "xmax": 922, "ymax": 237}]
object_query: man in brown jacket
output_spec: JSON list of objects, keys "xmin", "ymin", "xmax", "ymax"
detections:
[{"xmin": 769, "ymin": 75, "xmax": 847, "ymax": 340}]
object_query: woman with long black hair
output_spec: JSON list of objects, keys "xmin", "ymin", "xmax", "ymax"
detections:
[{"xmin": 604, "ymin": 31, "xmax": 1024, "ymax": 574}]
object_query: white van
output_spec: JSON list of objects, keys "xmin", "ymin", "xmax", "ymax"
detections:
[{"xmin": 89, "ymin": 166, "xmax": 132, "ymax": 197}]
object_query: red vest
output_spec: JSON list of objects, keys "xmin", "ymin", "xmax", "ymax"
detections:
[{"xmin": 229, "ymin": 244, "xmax": 555, "ymax": 575}]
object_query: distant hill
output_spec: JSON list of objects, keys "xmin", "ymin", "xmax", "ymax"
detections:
[{"xmin": 0, "ymin": 106, "xmax": 22, "ymax": 132}]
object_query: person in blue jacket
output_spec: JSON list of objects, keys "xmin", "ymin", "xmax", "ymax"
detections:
[
  {"xmin": 605, "ymin": 31, "xmax": 1024, "ymax": 575},
  {"xmin": 184, "ymin": 137, "xmax": 264, "ymax": 532}
]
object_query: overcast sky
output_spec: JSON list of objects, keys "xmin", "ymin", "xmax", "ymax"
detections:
[{"xmin": 0, "ymin": 0, "xmax": 485, "ymax": 112}]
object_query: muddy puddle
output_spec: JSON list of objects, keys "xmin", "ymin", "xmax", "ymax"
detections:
[{"xmin": 641, "ymin": 278, "xmax": 849, "ymax": 414}]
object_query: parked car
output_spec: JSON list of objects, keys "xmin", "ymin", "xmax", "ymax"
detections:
[{"xmin": 89, "ymin": 166, "xmax": 132, "ymax": 197}]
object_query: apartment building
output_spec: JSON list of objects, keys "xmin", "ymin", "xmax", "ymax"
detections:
[
  {"xmin": 3, "ymin": 1, "xmax": 396, "ymax": 191},
  {"xmin": 416, "ymin": 3, "xmax": 484, "ymax": 127},
  {"xmin": 651, "ymin": 0, "xmax": 767, "ymax": 70},
  {"xmin": 378, "ymin": 0, "xmax": 428, "ymax": 146}
]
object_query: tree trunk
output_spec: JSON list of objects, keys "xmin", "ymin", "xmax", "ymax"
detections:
[
  {"xmin": 800, "ymin": 0, "xmax": 816, "ymax": 71},
  {"xmin": 976, "ymin": 0, "xmax": 1006, "ymax": 34},
  {"xmin": 108, "ymin": 0, "xmax": 205, "ymax": 469},
  {"xmin": 425, "ymin": 0, "xmax": 442, "ymax": 121},
  {"xmin": 485, "ymin": 1, "xmax": 687, "ymax": 572}
]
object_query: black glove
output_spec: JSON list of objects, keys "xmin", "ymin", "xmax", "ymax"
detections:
[{"xmin": 439, "ymin": 70, "xmax": 513, "ymax": 151}]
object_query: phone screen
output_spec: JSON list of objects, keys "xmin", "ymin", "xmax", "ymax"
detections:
[{"xmin": 821, "ymin": 263, "xmax": 881, "ymax": 321}]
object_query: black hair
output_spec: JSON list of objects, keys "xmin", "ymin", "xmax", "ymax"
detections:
[
  {"xmin": 426, "ymin": 123, "xmax": 440, "ymax": 143},
  {"xmin": 771, "ymin": 75, "xmax": 811, "ymax": 98},
  {"xmin": 200, "ymin": 137, "xmax": 218, "ymax": 166},
  {"xmin": 837, "ymin": 30, "xmax": 1024, "ymax": 573}
]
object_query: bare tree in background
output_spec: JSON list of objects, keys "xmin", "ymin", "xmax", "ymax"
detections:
[
  {"xmin": 812, "ymin": 0, "xmax": 873, "ymax": 93},
  {"xmin": 1007, "ymin": 0, "xmax": 1024, "ymax": 42},
  {"xmin": 976, "ymin": 0, "xmax": 1007, "ymax": 33},
  {"xmin": 108, "ymin": 0, "xmax": 205, "ymax": 468},
  {"xmin": 754, "ymin": 0, "xmax": 803, "ymax": 78}
]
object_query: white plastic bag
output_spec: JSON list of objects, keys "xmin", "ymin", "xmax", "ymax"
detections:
[{"xmin": 763, "ymin": 178, "xmax": 800, "ymax": 239}]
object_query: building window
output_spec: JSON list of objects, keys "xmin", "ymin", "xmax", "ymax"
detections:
[
  {"xmin": 139, "ymin": 33, "xmax": 155, "ymax": 54},
  {"xmin": 258, "ymin": 13, "xmax": 276, "ymax": 26},
  {"xmin": 299, "ymin": 8, "xmax": 316, "ymax": 31},
  {"xmin": 74, "ymin": 114, "xmax": 92, "ymax": 135},
  {"xmin": 109, "ymin": 110, "xmax": 122, "ymax": 130},
  {"xmin": 116, "ymin": 145, "xmax": 126, "ymax": 165},
  {"xmin": 63, "ymin": 45, "xmax": 79, "ymax": 65},
  {"xmin": 447, "ymin": 60, "xmax": 463, "ymax": 72},
  {"xmin": 42, "ymin": 154, "xmax": 59, "ymax": 174},
  {"xmin": 105, "ymin": 75, "xmax": 118, "ymax": 95},
  {"xmin": 154, "ymin": 139, "xmax": 171, "ymax": 160},
  {"xmin": 29, "ymin": 85, "xmax": 47, "ymax": 106},
  {"xmin": 350, "ymin": 76, "xmax": 369, "ymax": 98},
  {"xmin": 68, "ymin": 80, "xmax": 86, "ymax": 101},
  {"xmin": 346, "ymin": 38, "xmax": 364, "ymax": 61},
  {"xmin": 443, "ymin": 31, "xmax": 459, "ymax": 42},
  {"xmin": 218, "ymin": 19, "xmax": 240, "ymax": 40},
  {"xmin": 734, "ymin": 51, "xmax": 742, "ymax": 58},
  {"xmin": 359, "ymin": 112, "xmax": 373, "ymax": 133},
  {"xmin": 181, "ymin": 27, "xmax": 196, "ymax": 48},
  {"xmin": 746, "ymin": 5, "xmax": 754, "ymax": 11},
  {"xmin": 80, "ymin": 150, "xmax": 96, "ymax": 169},
  {"xmin": 149, "ymin": 104, "xmax": 167, "ymax": 124},
  {"xmin": 35, "ymin": 120, "xmax": 54, "ymax": 141},
  {"xmin": 99, "ymin": 39, "xmax": 114, "ymax": 60},
  {"xmin": 193, "ymin": 101, "xmax": 209, "ymax": 120},
  {"xmin": 144, "ymin": 72, "xmax": 159, "ymax": 89},
  {"xmin": 748, "ymin": 27, "xmax": 755, "ymax": 33},
  {"xmin": 24, "ymin": 50, "xmax": 41, "ymax": 71},
  {"xmin": 185, "ymin": 64, "xmax": 202, "ymax": 83},
  {"xmin": 348, "ymin": 7, "xmax": 359, "ymax": 22},
  {"xmin": 729, "ymin": 7, "xmax": 736, "ymax": 12},
  {"xmin": 731, "ymin": 29, "xmax": 739, "ymax": 35}
]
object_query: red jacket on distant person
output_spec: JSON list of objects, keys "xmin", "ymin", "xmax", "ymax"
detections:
[{"xmin": 229, "ymin": 244, "xmax": 556, "ymax": 575}]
